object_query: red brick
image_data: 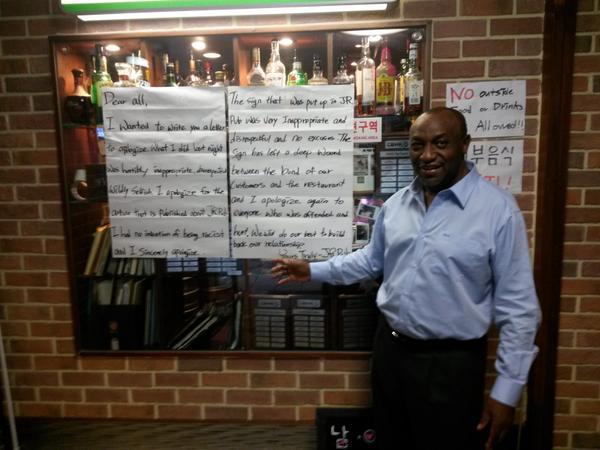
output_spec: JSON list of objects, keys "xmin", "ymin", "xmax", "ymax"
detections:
[
  {"xmin": 432, "ymin": 61, "xmax": 485, "ymax": 79},
  {"xmin": 567, "ymin": 170, "xmax": 600, "ymax": 187},
  {"xmin": 204, "ymin": 406, "xmax": 248, "ymax": 421},
  {"xmin": 157, "ymin": 405, "xmax": 201, "ymax": 420},
  {"xmin": 0, "ymin": 255, "xmax": 21, "ymax": 270},
  {"xmin": 590, "ymin": 151, "xmax": 600, "ymax": 168},
  {"xmin": 574, "ymin": 400, "xmax": 600, "ymax": 415},
  {"xmin": 64, "ymin": 404, "xmax": 108, "ymax": 418},
  {"xmin": 434, "ymin": 19, "xmax": 487, "ymax": 38},
  {"xmin": 323, "ymin": 390, "xmax": 371, "ymax": 406},
  {"xmin": 5, "ymin": 76, "xmax": 52, "ymax": 93},
  {"xmin": 489, "ymin": 59, "xmax": 542, "ymax": 77},
  {"xmin": 14, "ymin": 371, "xmax": 59, "ymax": 386},
  {"xmin": 18, "ymin": 403, "xmax": 61, "ymax": 417},
  {"xmin": 570, "ymin": 114, "xmax": 587, "ymax": 131},
  {"xmin": 12, "ymin": 387, "xmax": 36, "ymax": 401},
  {"xmin": 300, "ymin": 373, "xmax": 345, "ymax": 389},
  {"xmin": 108, "ymin": 372, "xmax": 152, "ymax": 387},
  {"xmin": 56, "ymin": 338, "xmax": 75, "ymax": 354},
  {"xmin": 225, "ymin": 358, "xmax": 272, "ymax": 371},
  {"xmin": 27, "ymin": 288, "xmax": 69, "ymax": 303},
  {"xmin": 0, "ymin": 287, "xmax": 26, "ymax": 303},
  {"xmin": 576, "ymin": 366, "xmax": 600, "ymax": 381},
  {"xmin": 0, "ymin": 19, "xmax": 26, "ymax": 36},
  {"xmin": 31, "ymin": 321, "xmax": 71, "ymax": 338},
  {"xmin": 2, "ymin": 38, "xmax": 49, "ymax": 56},
  {"xmin": 17, "ymin": 185, "xmax": 60, "ymax": 201},
  {"xmin": 461, "ymin": 0, "xmax": 512, "ymax": 15},
  {"xmin": 576, "ymin": 14, "xmax": 600, "ymax": 32},
  {"xmin": 33, "ymin": 94, "xmax": 53, "ymax": 111},
  {"xmin": 562, "ymin": 261, "xmax": 578, "ymax": 277},
  {"xmin": 553, "ymin": 381, "xmax": 599, "ymax": 399},
  {"xmin": 555, "ymin": 365, "xmax": 573, "ymax": 381},
  {"xmin": 323, "ymin": 359, "xmax": 370, "ymax": 371},
  {"xmin": 30, "ymin": 57, "xmax": 50, "ymax": 75},
  {"xmin": 432, "ymin": 41, "xmax": 460, "ymax": 59},
  {"xmin": 491, "ymin": 17, "xmax": 544, "ymax": 35},
  {"xmin": 128, "ymin": 18, "xmax": 184, "ymax": 31},
  {"xmin": 554, "ymin": 415, "xmax": 597, "ymax": 431},
  {"xmin": 62, "ymin": 372, "xmax": 105, "ymax": 386},
  {"xmin": 10, "ymin": 338, "xmax": 53, "ymax": 354},
  {"xmin": 6, "ymin": 355, "xmax": 31, "ymax": 369},
  {"xmin": 577, "ymin": 331, "xmax": 600, "ymax": 347},
  {"xmin": 132, "ymin": 389, "xmax": 175, "ymax": 403},
  {"xmin": 289, "ymin": 13, "xmax": 344, "ymax": 24},
  {"xmin": 403, "ymin": 0, "xmax": 456, "ymax": 18},
  {"xmin": 178, "ymin": 388, "xmax": 223, "ymax": 403},
  {"xmin": 85, "ymin": 388, "xmax": 128, "ymax": 403},
  {"xmin": 178, "ymin": 358, "xmax": 222, "ymax": 371},
  {"xmin": 250, "ymin": 373, "xmax": 296, "ymax": 388},
  {"xmin": 516, "ymin": 0, "xmax": 543, "ymax": 13},
  {"xmin": 5, "ymin": 272, "xmax": 48, "ymax": 287},
  {"xmin": 76, "ymin": 21, "xmax": 130, "ymax": 34},
  {"xmin": 592, "ymin": 114, "xmax": 600, "ymax": 130},
  {"xmin": 0, "ymin": 133, "xmax": 34, "ymax": 148},
  {"xmin": 0, "ymin": 168, "xmax": 36, "ymax": 183},
  {"xmin": 34, "ymin": 355, "xmax": 77, "ymax": 370},
  {"xmin": 584, "ymin": 188, "xmax": 600, "ymax": 204},
  {"xmin": 2, "ymin": 0, "xmax": 50, "ymax": 16},
  {"xmin": 575, "ymin": 35, "xmax": 593, "ymax": 54},
  {"xmin": 0, "ymin": 206, "xmax": 39, "ymax": 221},
  {"xmin": 111, "ymin": 405, "xmax": 154, "ymax": 419},
  {"xmin": 274, "ymin": 359, "xmax": 320, "ymax": 371},
  {"xmin": 562, "ymin": 279, "xmax": 600, "ymax": 295},
  {"xmin": 560, "ymin": 315, "xmax": 600, "ymax": 331},
  {"xmin": 27, "ymin": 18, "xmax": 76, "ymax": 36},
  {"xmin": 129, "ymin": 357, "xmax": 175, "ymax": 371},
  {"xmin": 40, "ymin": 387, "xmax": 82, "ymax": 402},
  {"xmin": 9, "ymin": 113, "xmax": 55, "ymax": 130},
  {"xmin": 35, "ymin": 131, "xmax": 56, "ymax": 148},
  {"xmin": 571, "ymin": 94, "xmax": 600, "ymax": 112},
  {"xmin": 581, "ymin": 297, "xmax": 600, "ymax": 313},
  {"xmin": 202, "ymin": 372, "xmax": 247, "ymax": 387},
  {"xmin": 575, "ymin": 55, "xmax": 600, "ymax": 74},
  {"xmin": 252, "ymin": 406, "xmax": 296, "ymax": 421},
  {"xmin": 587, "ymin": 225, "xmax": 600, "ymax": 241},
  {"xmin": 227, "ymin": 389, "xmax": 272, "ymax": 405},
  {"xmin": 517, "ymin": 38, "xmax": 542, "ymax": 56},
  {"xmin": 44, "ymin": 238, "xmax": 66, "ymax": 255},
  {"xmin": 0, "ymin": 96, "xmax": 30, "ymax": 111},
  {"xmin": 24, "ymin": 254, "xmax": 67, "ymax": 270},
  {"xmin": 298, "ymin": 406, "xmax": 316, "ymax": 422},
  {"xmin": 559, "ymin": 331, "xmax": 574, "ymax": 347},
  {"xmin": 463, "ymin": 39, "xmax": 515, "ymax": 57},
  {"xmin": 155, "ymin": 373, "xmax": 199, "ymax": 386},
  {"xmin": 52, "ymin": 305, "xmax": 72, "ymax": 321},
  {"xmin": 275, "ymin": 390, "xmax": 319, "ymax": 405}
]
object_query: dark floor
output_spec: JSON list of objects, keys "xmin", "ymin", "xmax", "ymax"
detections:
[{"xmin": 3, "ymin": 419, "xmax": 316, "ymax": 450}]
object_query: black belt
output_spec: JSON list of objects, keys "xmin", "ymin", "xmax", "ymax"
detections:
[{"xmin": 382, "ymin": 318, "xmax": 487, "ymax": 351}]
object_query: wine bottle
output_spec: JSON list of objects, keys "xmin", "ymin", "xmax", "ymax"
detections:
[
  {"xmin": 91, "ymin": 44, "xmax": 113, "ymax": 124},
  {"xmin": 355, "ymin": 37, "xmax": 376, "ymax": 116}
]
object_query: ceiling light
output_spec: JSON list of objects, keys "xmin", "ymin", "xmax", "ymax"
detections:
[
  {"xmin": 203, "ymin": 52, "xmax": 221, "ymax": 59},
  {"xmin": 62, "ymin": 1, "xmax": 391, "ymax": 21},
  {"xmin": 191, "ymin": 40, "xmax": 206, "ymax": 51},
  {"xmin": 343, "ymin": 28, "xmax": 405, "ymax": 37},
  {"xmin": 105, "ymin": 44, "xmax": 120, "ymax": 52},
  {"xmin": 368, "ymin": 35, "xmax": 382, "ymax": 43},
  {"xmin": 279, "ymin": 38, "xmax": 294, "ymax": 47}
]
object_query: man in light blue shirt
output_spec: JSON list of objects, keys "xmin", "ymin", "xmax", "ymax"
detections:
[{"xmin": 272, "ymin": 107, "xmax": 541, "ymax": 450}]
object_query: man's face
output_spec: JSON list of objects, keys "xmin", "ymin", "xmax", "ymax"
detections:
[{"xmin": 409, "ymin": 110, "xmax": 470, "ymax": 194}]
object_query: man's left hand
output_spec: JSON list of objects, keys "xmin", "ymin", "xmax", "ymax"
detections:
[{"xmin": 477, "ymin": 397, "xmax": 515, "ymax": 450}]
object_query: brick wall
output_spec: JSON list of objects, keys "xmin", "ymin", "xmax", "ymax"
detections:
[
  {"xmin": 0, "ymin": 0, "xmax": 585, "ymax": 442},
  {"xmin": 554, "ymin": 1, "xmax": 600, "ymax": 449}
]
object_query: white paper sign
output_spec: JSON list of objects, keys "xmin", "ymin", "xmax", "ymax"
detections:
[
  {"xmin": 228, "ymin": 85, "xmax": 354, "ymax": 260},
  {"xmin": 446, "ymin": 80, "xmax": 525, "ymax": 138},
  {"xmin": 468, "ymin": 139, "xmax": 523, "ymax": 193},
  {"xmin": 103, "ymin": 87, "xmax": 229, "ymax": 258}
]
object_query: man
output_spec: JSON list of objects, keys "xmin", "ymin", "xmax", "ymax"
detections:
[{"xmin": 271, "ymin": 107, "xmax": 541, "ymax": 450}]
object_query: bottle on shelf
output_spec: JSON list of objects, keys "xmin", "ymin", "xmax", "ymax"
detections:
[
  {"xmin": 91, "ymin": 44, "xmax": 113, "ymax": 124},
  {"xmin": 308, "ymin": 54, "xmax": 328, "ymax": 85},
  {"xmin": 174, "ymin": 59, "xmax": 183, "ymax": 86},
  {"xmin": 375, "ymin": 39, "xmax": 397, "ymax": 115},
  {"xmin": 247, "ymin": 47, "xmax": 266, "ymax": 86},
  {"xmin": 108, "ymin": 320, "xmax": 120, "ymax": 351},
  {"xmin": 403, "ymin": 42, "xmax": 424, "ymax": 120},
  {"xmin": 161, "ymin": 53, "xmax": 170, "ymax": 85},
  {"xmin": 64, "ymin": 68, "xmax": 93, "ymax": 125},
  {"xmin": 164, "ymin": 62, "xmax": 178, "ymax": 87},
  {"xmin": 355, "ymin": 37, "xmax": 376, "ymax": 116},
  {"xmin": 222, "ymin": 63, "xmax": 235, "ymax": 86},
  {"xmin": 393, "ymin": 58, "xmax": 408, "ymax": 115},
  {"xmin": 265, "ymin": 40, "xmax": 286, "ymax": 87},
  {"xmin": 332, "ymin": 55, "xmax": 352, "ymax": 85},
  {"xmin": 287, "ymin": 49, "xmax": 307, "ymax": 86},
  {"xmin": 203, "ymin": 60, "xmax": 214, "ymax": 86},
  {"xmin": 213, "ymin": 71, "xmax": 225, "ymax": 86},
  {"xmin": 184, "ymin": 52, "xmax": 201, "ymax": 86}
]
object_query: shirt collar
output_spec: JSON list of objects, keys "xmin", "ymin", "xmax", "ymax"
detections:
[{"xmin": 405, "ymin": 161, "xmax": 479, "ymax": 209}]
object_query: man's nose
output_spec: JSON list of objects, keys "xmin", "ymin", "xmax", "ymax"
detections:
[{"xmin": 419, "ymin": 143, "xmax": 436, "ymax": 160}]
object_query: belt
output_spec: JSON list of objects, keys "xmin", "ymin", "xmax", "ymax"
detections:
[{"xmin": 382, "ymin": 319, "xmax": 487, "ymax": 351}]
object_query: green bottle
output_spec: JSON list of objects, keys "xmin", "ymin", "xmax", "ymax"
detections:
[
  {"xmin": 287, "ymin": 50, "xmax": 307, "ymax": 86},
  {"xmin": 91, "ymin": 44, "xmax": 113, "ymax": 125}
]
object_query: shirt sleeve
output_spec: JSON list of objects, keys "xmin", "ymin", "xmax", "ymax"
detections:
[
  {"xmin": 490, "ymin": 209, "xmax": 542, "ymax": 407},
  {"xmin": 310, "ymin": 204, "xmax": 386, "ymax": 284}
]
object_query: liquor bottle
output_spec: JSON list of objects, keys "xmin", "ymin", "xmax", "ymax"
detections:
[
  {"xmin": 375, "ymin": 39, "xmax": 397, "ymax": 115},
  {"xmin": 222, "ymin": 63, "xmax": 235, "ymax": 86},
  {"xmin": 308, "ymin": 54, "xmax": 328, "ymax": 85},
  {"xmin": 184, "ymin": 52, "xmax": 200, "ymax": 86},
  {"xmin": 161, "ymin": 53, "xmax": 169, "ymax": 85},
  {"xmin": 91, "ymin": 44, "xmax": 113, "ymax": 124},
  {"xmin": 287, "ymin": 49, "xmax": 307, "ymax": 86},
  {"xmin": 174, "ymin": 59, "xmax": 183, "ymax": 85},
  {"xmin": 393, "ymin": 58, "xmax": 408, "ymax": 114},
  {"xmin": 64, "ymin": 68, "xmax": 93, "ymax": 125},
  {"xmin": 355, "ymin": 37, "xmax": 376, "ymax": 116},
  {"xmin": 164, "ymin": 63, "xmax": 178, "ymax": 87},
  {"xmin": 404, "ymin": 42, "xmax": 424, "ymax": 119},
  {"xmin": 265, "ymin": 40, "xmax": 286, "ymax": 87},
  {"xmin": 203, "ymin": 60, "xmax": 214, "ymax": 86},
  {"xmin": 247, "ymin": 47, "xmax": 266, "ymax": 86},
  {"xmin": 332, "ymin": 55, "xmax": 352, "ymax": 85},
  {"xmin": 212, "ymin": 71, "xmax": 225, "ymax": 86}
]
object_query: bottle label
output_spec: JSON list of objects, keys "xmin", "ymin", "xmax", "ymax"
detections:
[
  {"xmin": 362, "ymin": 69, "xmax": 375, "ymax": 103},
  {"xmin": 376, "ymin": 74, "xmax": 394, "ymax": 104},
  {"xmin": 265, "ymin": 73, "xmax": 285, "ymax": 87},
  {"xmin": 408, "ymin": 79, "xmax": 423, "ymax": 105}
]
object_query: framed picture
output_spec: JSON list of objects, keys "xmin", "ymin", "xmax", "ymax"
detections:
[
  {"xmin": 354, "ymin": 222, "xmax": 370, "ymax": 245},
  {"xmin": 355, "ymin": 198, "xmax": 382, "ymax": 221}
]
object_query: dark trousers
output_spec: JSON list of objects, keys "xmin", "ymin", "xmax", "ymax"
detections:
[{"xmin": 372, "ymin": 317, "xmax": 487, "ymax": 450}]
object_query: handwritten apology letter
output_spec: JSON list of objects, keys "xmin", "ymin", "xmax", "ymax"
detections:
[
  {"xmin": 228, "ymin": 86, "xmax": 354, "ymax": 260},
  {"xmin": 103, "ymin": 87, "xmax": 229, "ymax": 258}
]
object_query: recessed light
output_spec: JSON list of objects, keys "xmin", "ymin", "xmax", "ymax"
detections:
[
  {"xmin": 279, "ymin": 37, "xmax": 293, "ymax": 47},
  {"xmin": 203, "ymin": 52, "xmax": 221, "ymax": 59},
  {"xmin": 191, "ymin": 40, "xmax": 206, "ymax": 51},
  {"xmin": 105, "ymin": 44, "xmax": 120, "ymax": 52}
]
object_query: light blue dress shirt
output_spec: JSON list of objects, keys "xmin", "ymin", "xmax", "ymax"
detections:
[{"xmin": 310, "ymin": 162, "xmax": 541, "ymax": 407}]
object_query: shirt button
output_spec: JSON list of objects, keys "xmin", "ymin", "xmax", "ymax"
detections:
[{"xmin": 391, "ymin": 331, "xmax": 399, "ymax": 338}]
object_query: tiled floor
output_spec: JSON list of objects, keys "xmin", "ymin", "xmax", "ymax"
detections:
[{"xmin": 8, "ymin": 419, "xmax": 316, "ymax": 450}]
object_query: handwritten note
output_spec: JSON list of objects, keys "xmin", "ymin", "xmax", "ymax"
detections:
[
  {"xmin": 446, "ymin": 80, "xmax": 526, "ymax": 138},
  {"xmin": 103, "ymin": 87, "xmax": 229, "ymax": 258},
  {"xmin": 468, "ymin": 140, "xmax": 523, "ymax": 193},
  {"xmin": 227, "ymin": 86, "xmax": 354, "ymax": 260}
]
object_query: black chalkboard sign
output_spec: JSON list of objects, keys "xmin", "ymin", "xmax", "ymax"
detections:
[{"xmin": 316, "ymin": 407, "xmax": 377, "ymax": 450}]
